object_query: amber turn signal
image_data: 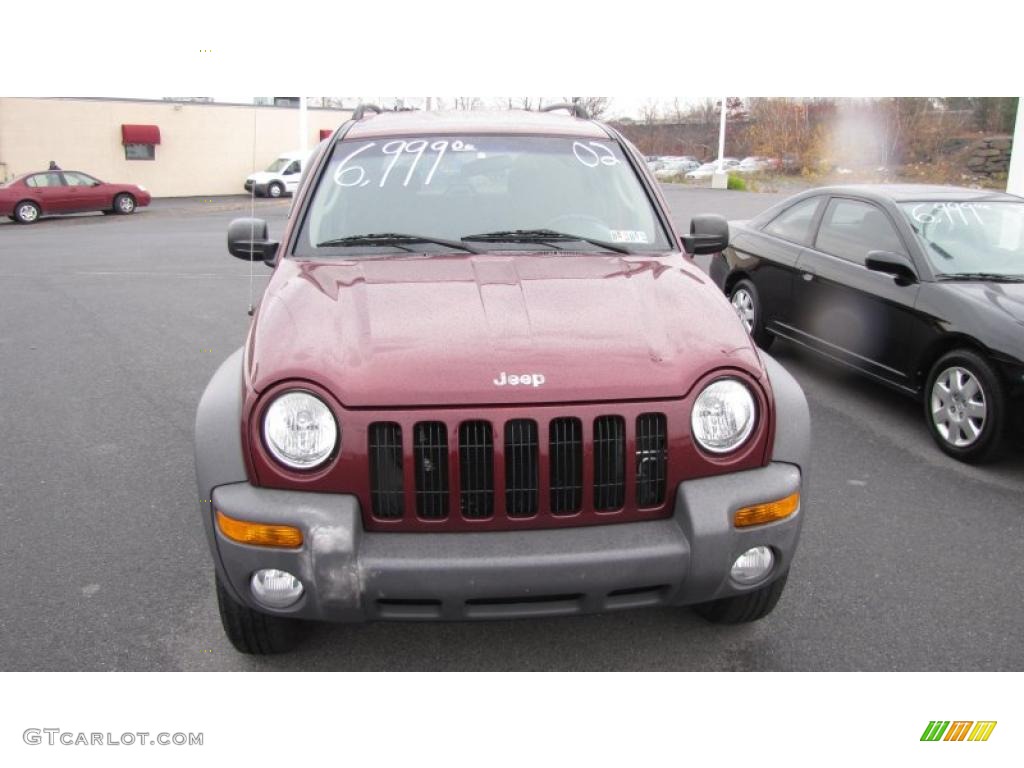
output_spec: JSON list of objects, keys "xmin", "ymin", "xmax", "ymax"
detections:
[
  {"xmin": 733, "ymin": 492, "xmax": 800, "ymax": 528},
  {"xmin": 216, "ymin": 510, "xmax": 303, "ymax": 548}
]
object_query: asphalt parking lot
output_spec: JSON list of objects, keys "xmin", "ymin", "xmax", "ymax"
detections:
[{"xmin": 1, "ymin": 187, "xmax": 1021, "ymax": 671}]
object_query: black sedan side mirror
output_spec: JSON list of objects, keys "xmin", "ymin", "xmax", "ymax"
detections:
[
  {"xmin": 866, "ymin": 250, "xmax": 917, "ymax": 284},
  {"xmin": 681, "ymin": 213, "xmax": 729, "ymax": 255},
  {"xmin": 228, "ymin": 217, "xmax": 279, "ymax": 266}
]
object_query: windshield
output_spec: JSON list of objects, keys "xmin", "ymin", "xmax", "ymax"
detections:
[
  {"xmin": 899, "ymin": 201, "xmax": 1024, "ymax": 278},
  {"xmin": 265, "ymin": 158, "xmax": 289, "ymax": 173},
  {"xmin": 296, "ymin": 135, "xmax": 671, "ymax": 256}
]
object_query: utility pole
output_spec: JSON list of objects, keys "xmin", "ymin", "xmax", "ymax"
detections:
[
  {"xmin": 1008, "ymin": 97, "xmax": 1024, "ymax": 195},
  {"xmin": 712, "ymin": 96, "xmax": 728, "ymax": 189},
  {"xmin": 298, "ymin": 96, "xmax": 308, "ymax": 153}
]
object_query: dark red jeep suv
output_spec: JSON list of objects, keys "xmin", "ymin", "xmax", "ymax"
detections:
[{"xmin": 195, "ymin": 104, "xmax": 810, "ymax": 654}]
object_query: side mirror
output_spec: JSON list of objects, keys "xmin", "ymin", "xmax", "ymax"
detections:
[
  {"xmin": 866, "ymin": 250, "xmax": 917, "ymax": 284},
  {"xmin": 681, "ymin": 213, "xmax": 729, "ymax": 255},
  {"xmin": 227, "ymin": 217, "xmax": 279, "ymax": 266}
]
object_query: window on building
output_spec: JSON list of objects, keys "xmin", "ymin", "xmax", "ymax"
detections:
[
  {"xmin": 815, "ymin": 198, "xmax": 906, "ymax": 264},
  {"xmin": 763, "ymin": 197, "xmax": 822, "ymax": 245},
  {"xmin": 125, "ymin": 143, "xmax": 156, "ymax": 160}
]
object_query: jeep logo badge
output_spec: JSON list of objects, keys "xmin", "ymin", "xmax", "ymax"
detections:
[{"xmin": 493, "ymin": 372, "xmax": 546, "ymax": 387}]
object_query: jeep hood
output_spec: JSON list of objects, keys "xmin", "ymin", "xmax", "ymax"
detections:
[{"xmin": 247, "ymin": 254, "xmax": 764, "ymax": 407}]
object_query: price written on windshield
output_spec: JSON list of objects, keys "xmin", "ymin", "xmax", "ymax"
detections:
[
  {"xmin": 334, "ymin": 139, "xmax": 479, "ymax": 189},
  {"xmin": 333, "ymin": 139, "xmax": 623, "ymax": 189},
  {"xmin": 911, "ymin": 202, "xmax": 989, "ymax": 226}
]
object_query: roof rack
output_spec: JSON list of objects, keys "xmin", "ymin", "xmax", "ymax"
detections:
[
  {"xmin": 351, "ymin": 103, "xmax": 382, "ymax": 121},
  {"xmin": 540, "ymin": 102, "xmax": 591, "ymax": 120}
]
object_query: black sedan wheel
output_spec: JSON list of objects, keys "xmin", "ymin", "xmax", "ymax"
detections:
[
  {"xmin": 729, "ymin": 279, "xmax": 774, "ymax": 350},
  {"xmin": 14, "ymin": 201, "xmax": 40, "ymax": 224},
  {"xmin": 925, "ymin": 349, "xmax": 1007, "ymax": 463}
]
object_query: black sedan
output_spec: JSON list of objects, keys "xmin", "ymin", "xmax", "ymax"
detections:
[{"xmin": 693, "ymin": 185, "xmax": 1024, "ymax": 463}]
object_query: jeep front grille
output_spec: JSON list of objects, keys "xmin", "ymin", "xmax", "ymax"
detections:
[
  {"xmin": 368, "ymin": 422, "xmax": 404, "ymax": 519},
  {"xmin": 459, "ymin": 420, "xmax": 494, "ymax": 519},
  {"xmin": 593, "ymin": 416, "xmax": 626, "ymax": 511},
  {"xmin": 504, "ymin": 419, "xmax": 539, "ymax": 518},
  {"xmin": 365, "ymin": 410, "xmax": 673, "ymax": 530},
  {"xmin": 413, "ymin": 421, "xmax": 449, "ymax": 519},
  {"xmin": 549, "ymin": 417, "xmax": 583, "ymax": 515},
  {"xmin": 635, "ymin": 413, "xmax": 668, "ymax": 507}
]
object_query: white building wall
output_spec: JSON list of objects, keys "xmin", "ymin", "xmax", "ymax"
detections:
[{"xmin": 0, "ymin": 98, "xmax": 351, "ymax": 197}]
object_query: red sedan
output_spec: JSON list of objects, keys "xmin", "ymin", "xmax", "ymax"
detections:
[{"xmin": 0, "ymin": 170, "xmax": 151, "ymax": 224}]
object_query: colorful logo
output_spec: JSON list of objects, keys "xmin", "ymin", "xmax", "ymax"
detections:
[{"xmin": 921, "ymin": 721, "xmax": 997, "ymax": 742}]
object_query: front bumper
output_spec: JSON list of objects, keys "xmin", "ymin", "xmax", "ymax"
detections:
[{"xmin": 209, "ymin": 462, "xmax": 803, "ymax": 623}]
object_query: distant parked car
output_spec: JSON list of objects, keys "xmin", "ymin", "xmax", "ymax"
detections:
[
  {"xmin": 702, "ymin": 184, "xmax": 1024, "ymax": 462},
  {"xmin": 685, "ymin": 159, "xmax": 740, "ymax": 180},
  {"xmin": 245, "ymin": 150, "xmax": 312, "ymax": 198},
  {"xmin": 645, "ymin": 157, "xmax": 667, "ymax": 172},
  {"xmin": 655, "ymin": 159, "xmax": 701, "ymax": 179},
  {"xmin": 734, "ymin": 157, "xmax": 771, "ymax": 174},
  {"xmin": 0, "ymin": 170, "xmax": 151, "ymax": 224}
]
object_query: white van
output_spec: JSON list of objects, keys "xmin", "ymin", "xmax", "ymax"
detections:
[{"xmin": 244, "ymin": 150, "xmax": 312, "ymax": 198}]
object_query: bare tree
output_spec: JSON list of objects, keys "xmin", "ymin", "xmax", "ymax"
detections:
[
  {"xmin": 640, "ymin": 99, "xmax": 660, "ymax": 126},
  {"xmin": 561, "ymin": 97, "xmax": 610, "ymax": 119}
]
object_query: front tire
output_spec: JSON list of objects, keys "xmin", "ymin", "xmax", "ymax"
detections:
[
  {"xmin": 693, "ymin": 569, "xmax": 789, "ymax": 624},
  {"xmin": 925, "ymin": 349, "xmax": 1007, "ymax": 463},
  {"xmin": 729, "ymin": 278, "xmax": 774, "ymax": 350},
  {"xmin": 267, "ymin": 182, "xmax": 284, "ymax": 198},
  {"xmin": 215, "ymin": 573, "xmax": 306, "ymax": 654},
  {"xmin": 14, "ymin": 201, "xmax": 40, "ymax": 224},
  {"xmin": 113, "ymin": 193, "xmax": 136, "ymax": 215}
]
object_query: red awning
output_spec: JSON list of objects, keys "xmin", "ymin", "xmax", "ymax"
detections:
[
  {"xmin": 319, "ymin": 129, "xmax": 333, "ymax": 140},
  {"xmin": 121, "ymin": 124, "xmax": 161, "ymax": 145}
]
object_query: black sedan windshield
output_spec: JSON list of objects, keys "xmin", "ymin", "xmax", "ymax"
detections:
[
  {"xmin": 900, "ymin": 201, "xmax": 1024, "ymax": 278},
  {"xmin": 297, "ymin": 135, "xmax": 670, "ymax": 255}
]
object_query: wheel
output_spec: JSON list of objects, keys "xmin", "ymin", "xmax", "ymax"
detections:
[
  {"xmin": 215, "ymin": 573, "xmax": 306, "ymax": 654},
  {"xmin": 729, "ymin": 278, "xmax": 774, "ymax": 350},
  {"xmin": 693, "ymin": 569, "xmax": 789, "ymax": 624},
  {"xmin": 113, "ymin": 193, "xmax": 136, "ymax": 215},
  {"xmin": 267, "ymin": 182, "xmax": 284, "ymax": 198},
  {"xmin": 925, "ymin": 349, "xmax": 1008, "ymax": 463},
  {"xmin": 14, "ymin": 201, "xmax": 40, "ymax": 224}
]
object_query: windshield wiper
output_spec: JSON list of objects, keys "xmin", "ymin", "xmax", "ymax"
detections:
[
  {"xmin": 316, "ymin": 233, "xmax": 481, "ymax": 253},
  {"xmin": 935, "ymin": 272, "xmax": 1024, "ymax": 282},
  {"xmin": 462, "ymin": 229, "xmax": 632, "ymax": 254}
]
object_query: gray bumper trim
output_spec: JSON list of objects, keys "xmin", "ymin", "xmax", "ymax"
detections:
[{"xmin": 210, "ymin": 462, "xmax": 802, "ymax": 623}]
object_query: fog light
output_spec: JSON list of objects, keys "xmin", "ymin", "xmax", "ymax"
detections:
[
  {"xmin": 731, "ymin": 546, "xmax": 774, "ymax": 585},
  {"xmin": 251, "ymin": 569, "xmax": 304, "ymax": 609}
]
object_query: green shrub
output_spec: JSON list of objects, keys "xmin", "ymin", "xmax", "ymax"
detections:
[{"xmin": 726, "ymin": 173, "xmax": 747, "ymax": 191}]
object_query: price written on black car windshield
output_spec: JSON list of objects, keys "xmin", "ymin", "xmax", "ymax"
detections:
[{"xmin": 911, "ymin": 202, "xmax": 990, "ymax": 226}]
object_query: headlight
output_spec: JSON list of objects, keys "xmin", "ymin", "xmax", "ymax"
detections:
[
  {"xmin": 262, "ymin": 390, "xmax": 338, "ymax": 469},
  {"xmin": 691, "ymin": 378, "xmax": 756, "ymax": 454}
]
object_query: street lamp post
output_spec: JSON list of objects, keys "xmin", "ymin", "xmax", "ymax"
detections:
[
  {"xmin": 1008, "ymin": 97, "xmax": 1023, "ymax": 195},
  {"xmin": 712, "ymin": 96, "xmax": 729, "ymax": 190}
]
